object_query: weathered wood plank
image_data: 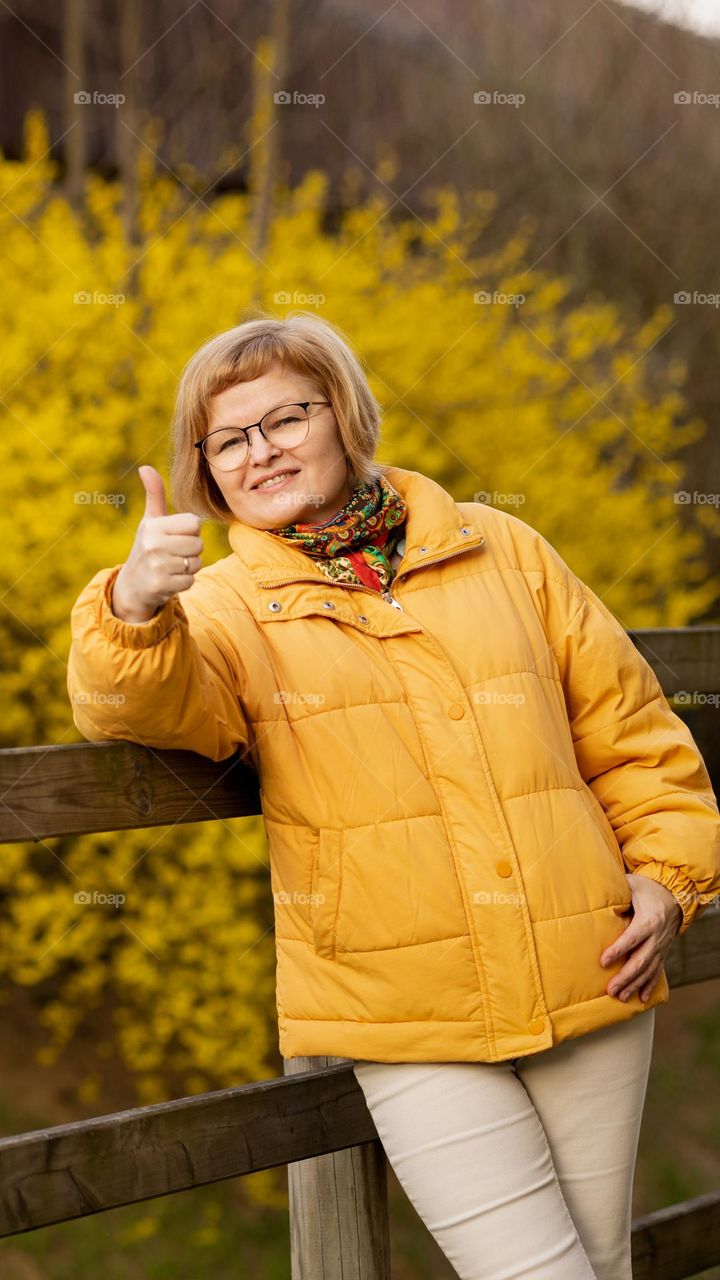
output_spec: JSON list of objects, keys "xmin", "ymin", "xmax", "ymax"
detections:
[
  {"xmin": 0, "ymin": 1063, "xmax": 374, "ymax": 1237},
  {"xmin": 284, "ymin": 1055, "xmax": 390, "ymax": 1280},
  {"xmin": 0, "ymin": 741, "xmax": 261, "ymax": 843},
  {"xmin": 630, "ymin": 625, "xmax": 720, "ymax": 696},
  {"xmin": 664, "ymin": 907, "xmax": 720, "ymax": 986},
  {"xmin": 631, "ymin": 1188, "xmax": 720, "ymax": 1279}
]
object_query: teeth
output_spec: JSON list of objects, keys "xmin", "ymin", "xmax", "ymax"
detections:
[{"xmin": 256, "ymin": 472, "xmax": 296, "ymax": 490}]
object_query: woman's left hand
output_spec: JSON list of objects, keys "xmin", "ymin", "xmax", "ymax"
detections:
[{"xmin": 599, "ymin": 873, "xmax": 683, "ymax": 1004}]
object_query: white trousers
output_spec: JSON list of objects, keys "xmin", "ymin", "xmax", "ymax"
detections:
[{"xmin": 353, "ymin": 1009, "xmax": 656, "ymax": 1280}]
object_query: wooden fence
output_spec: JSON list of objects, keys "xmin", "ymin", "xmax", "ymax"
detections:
[{"xmin": 0, "ymin": 625, "xmax": 719, "ymax": 1278}]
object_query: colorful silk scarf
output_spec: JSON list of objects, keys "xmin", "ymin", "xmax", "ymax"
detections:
[{"xmin": 267, "ymin": 474, "xmax": 408, "ymax": 592}]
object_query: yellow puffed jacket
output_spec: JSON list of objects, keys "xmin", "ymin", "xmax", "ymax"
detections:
[{"xmin": 67, "ymin": 464, "xmax": 720, "ymax": 1063}]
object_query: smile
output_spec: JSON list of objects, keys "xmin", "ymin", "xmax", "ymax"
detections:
[{"xmin": 253, "ymin": 471, "xmax": 299, "ymax": 492}]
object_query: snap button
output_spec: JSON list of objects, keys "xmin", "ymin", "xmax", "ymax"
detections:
[
  {"xmin": 322, "ymin": 601, "xmax": 336, "ymax": 610},
  {"xmin": 357, "ymin": 615, "xmax": 369, "ymax": 623},
  {"xmin": 268, "ymin": 601, "xmax": 282, "ymax": 612},
  {"xmin": 418, "ymin": 545, "xmax": 429, "ymax": 552},
  {"xmin": 496, "ymin": 860, "xmax": 513, "ymax": 878},
  {"xmin": 460, "ymin": 527, "xmax": 471, "ymax": 534},
  {"xmin": 528, "ymin": 1017, "xmax": 545, "ymax": 1036},
  {"xmin": 448, "ymin": 703, "xmax": 465, "ymax": 719}
]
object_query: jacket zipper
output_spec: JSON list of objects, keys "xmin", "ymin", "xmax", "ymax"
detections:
[{"xmin": 258, "ymin": 533, "xmax": 486, "ymax": 614}]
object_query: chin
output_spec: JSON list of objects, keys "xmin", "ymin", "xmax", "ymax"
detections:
[{"xmin": 243, "ymin": 499, "xmax": 316, "ymax": 531}]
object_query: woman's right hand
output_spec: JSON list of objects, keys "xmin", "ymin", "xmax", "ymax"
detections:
[{"xmin": 111, "ymin": 465, "xmax": 204, "ymax": 623}]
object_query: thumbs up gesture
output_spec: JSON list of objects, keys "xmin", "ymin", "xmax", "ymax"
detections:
[{"xmin": 111, "ymin": 466, "xmax": 204, "ymax": 623}]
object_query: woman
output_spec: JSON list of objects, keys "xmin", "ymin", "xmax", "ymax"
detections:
[{"xmin": 67, "ymin": 311, "xmax": 720, "ymax": 1280}]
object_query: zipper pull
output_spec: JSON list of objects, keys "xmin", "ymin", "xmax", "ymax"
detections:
[{"xmin": 382, "ymin": 591, "xmax": 404, "ymax": 611}]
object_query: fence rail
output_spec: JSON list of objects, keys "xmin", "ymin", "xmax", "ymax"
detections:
[{"xmin": 0, "ymin": 625, "xmax": 719, "ymax": 1277}]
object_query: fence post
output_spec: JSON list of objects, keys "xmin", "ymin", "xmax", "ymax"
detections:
[{"xmin": 283, "ymin": 1054, "xmax": 390, "ymax": 1279}]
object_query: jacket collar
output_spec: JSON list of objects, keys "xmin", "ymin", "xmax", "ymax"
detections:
[{"xmin": 226, "ymin": 464, "xmax": 486, "ymax": 588}]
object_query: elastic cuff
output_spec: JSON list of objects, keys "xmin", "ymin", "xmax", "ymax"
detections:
[
  {"xmin": 632, "ymin": 861, "xmax": 704, "ymax": 935},
  {"xmin": 98, "ymin": 565, "xmax": 184, "ymax": 650}
]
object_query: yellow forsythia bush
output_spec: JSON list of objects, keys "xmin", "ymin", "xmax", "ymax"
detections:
[{"xmin": 0, "ymin": 108, "xmax": 714, "ymax": 1158}]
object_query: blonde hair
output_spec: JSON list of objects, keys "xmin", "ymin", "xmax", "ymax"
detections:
[{"xmin": 169, "ymin": 309, "xmax": 385, "ymax": 522}]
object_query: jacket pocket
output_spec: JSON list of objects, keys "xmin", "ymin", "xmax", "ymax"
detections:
[
  {"xmin": 580, "ymin": 784, "xmax": 633, "ymax": 907},
  {"xmin": 310, "ymin": 828, "xmax": 344, "ymax": 960}
]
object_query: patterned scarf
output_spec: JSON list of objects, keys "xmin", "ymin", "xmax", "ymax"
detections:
[{"xmin": 267, "ymin": 474, "xmax": 407, "ymax": 592}]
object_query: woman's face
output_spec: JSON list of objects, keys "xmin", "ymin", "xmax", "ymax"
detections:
[{"xmin": 204, "ymin": 359, "xmax": 353, "ymax": 529}]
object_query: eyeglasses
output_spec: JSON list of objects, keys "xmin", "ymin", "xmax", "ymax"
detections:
[{"xmin": 194, "ymin": 400, "xmax": 331, "ymax": 471}]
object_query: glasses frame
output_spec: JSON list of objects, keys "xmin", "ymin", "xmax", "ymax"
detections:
[{"xmin": 194, "ymin": 400, "xmax": 331, "ymax": 468}]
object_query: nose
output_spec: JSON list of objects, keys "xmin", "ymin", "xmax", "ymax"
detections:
[{"xmin": 246, "ymin": 423, "xmax": 280, "ymax": 464}]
